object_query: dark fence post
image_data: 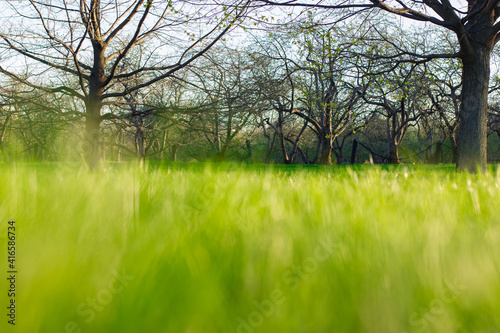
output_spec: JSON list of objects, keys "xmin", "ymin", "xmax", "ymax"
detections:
[{"xmin": 350, "ymin": 139, "xmax": 358, "ymax": 164}]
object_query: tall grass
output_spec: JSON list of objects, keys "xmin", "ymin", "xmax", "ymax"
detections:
[{"xmin": 1, "ymin": 163, "xmax": 500, "ymax": 333}]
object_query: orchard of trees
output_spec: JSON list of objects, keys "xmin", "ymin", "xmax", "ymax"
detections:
[{"xmin": 3, "ymin": 0, "xmax": 500, "ymax": 171}]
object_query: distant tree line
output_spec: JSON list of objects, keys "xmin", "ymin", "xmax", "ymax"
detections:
[{"xmin": 2, "ymin": 1, "xmax": 500, "ymax": 168}]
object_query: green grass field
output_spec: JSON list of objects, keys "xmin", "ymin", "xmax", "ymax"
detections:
[{"xmin": 1, "ymin": 163, "xmax": 500, "ymax": 333}]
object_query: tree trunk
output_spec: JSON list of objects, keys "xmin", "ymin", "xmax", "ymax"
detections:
[
  {"xmin": 171, "ymin": 143, "xmax": 178, "ymax": 162},
  {"xmin": 264, "ymin": 132, "xmax": 276, "ymax": 164},
  {"xmin": 448, "ymin": 136, "xmax": 457, "ymax": 164},
  {"xmin": 387, "ymin": 140, "xmax": 400, "ymax": 164},
  {"xmin": 451, "ymin": 144, "xmax": 458, "ymax": 164},
  {"xmin": 84, "ymin": 38, "xmax": 106, "ymax": 170},
  {"xmin": 283, "ymin": 152, "xmax": 293, "ymax": 164},
  {"xmin": 318, "ymin": 137, "xmax": 333, "ymax": 165},
  {"xmin": 433, "ymin": 140, "xmax": 443, "ymax": 164},
  {"xmin": 214, "ymin": 144, "xmax": 229, "ymax": 162},
  {"xmin": 0, "ymin": 114, "xmax": 10, "ymax": 161},
  {"xmin": 456, "ymin": 44, "xmax": 491, "ymax": 172},
  {"xmin": 277, "ymin": 111, "xmax": 291, "ymax": 164},
  {"xmin": 84, "ymin": 103, "xmax": 101, "ymax": 170},
  {"xmin": 118, "ymin": 130, "xmax": 123, "ymax": 162},
  {"xmin": 246, "ymin": 139, "xmax": 253, "ymax": 163},
  {"xmin": 298, "ymin": 146, "xmax": 309, "ymax": 164},
  {"xmin": 135, "ymin": 127, "xmax": 145, "ymax": 160},
  {"xmin": 312, "ymin": 138, "xmax": 321, "ymax": 164}
]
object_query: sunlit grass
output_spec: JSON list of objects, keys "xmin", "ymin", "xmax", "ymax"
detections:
[{"xmin": 1, "ymin": 162, "xmax": 500, "ymax": 333}]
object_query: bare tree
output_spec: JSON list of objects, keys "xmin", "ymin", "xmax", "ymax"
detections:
[
  {"xmin": 263, "ymin": 108, "xmax": 310, "ymax": 164},
  {"xmin": 0, "ymin": 0, "xmax": 249, "ymax": 168},
  {"xmin": 265, "ymin": 26, "xmax": 364, "ymax": 165},
  {"xmin": 361, "ymin": 63, "xmax": 430, "ymax": 164},
  {"xmin": 0, "ymin": 85, "xmax": 81, "ymax": 161},
  {"xmin": 188, "ymin": 47, "xmax": 261, "ymax": 162},
  {"xmin": 427, "ymin": 74, "xmax": 461, "ymax": 162}
]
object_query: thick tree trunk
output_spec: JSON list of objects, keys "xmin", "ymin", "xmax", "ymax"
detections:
[
  {"xmin": 451, "ymin": 145, "xmax": 458, "ymax": 164},
  {"xmin": 387, "ymin": 140, "xmax": 400, "ymax": 164},
  {"xmin": 84, "ymin": 77, "xmax": 104, "ymax": 170},
  {"xmin": 214, "ymin": 144, "xmax": 229, "ymax": 162},
  {"xmin": 456, "ymin": 44, "xmax": 491, "ymax": 172},
  {"xmin": 84, "ymin": 38, "xmax": 106, "ymax": 170},
  {"xmin": 84, "ymin": 71, "xmax": 103, "ymax": 169},
  {"xmin": 84, "ymin": 105, "xmax": 101, "ymax": 170},
  {"xmin": 318, "ymin": 137, "xmax": 333, "ymax": 165}
]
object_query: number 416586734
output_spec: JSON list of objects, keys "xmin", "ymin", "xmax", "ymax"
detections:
[{"xmin": 7, "ymin": 220, "xmax": 15, "ymax": 269}]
